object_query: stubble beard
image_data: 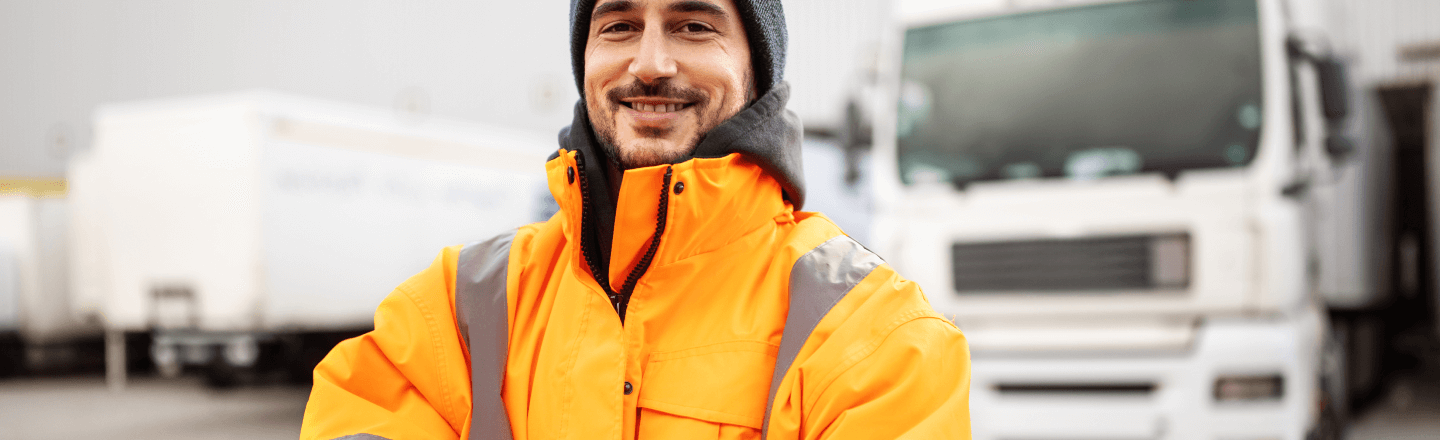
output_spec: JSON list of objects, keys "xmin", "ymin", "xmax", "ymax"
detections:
[{"xmin": 588, "ymin": 78, "xmax": 752, "ymax": 170}]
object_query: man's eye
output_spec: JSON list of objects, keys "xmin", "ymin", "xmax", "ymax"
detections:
[
  {"xmin": 678, "ymin": 23, "xmax": 713, "ymax": 33},
  {"xmin": 603, "ymin": 23, "xmax": 637, "ymax": 33}
]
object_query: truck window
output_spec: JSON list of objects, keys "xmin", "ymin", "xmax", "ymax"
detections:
[{"xmin": 897, "ymin": 0, "xmax": 1263, "ymax": 187}]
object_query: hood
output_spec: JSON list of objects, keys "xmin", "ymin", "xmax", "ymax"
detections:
[
  {"xmin": 551, "ymin": 82, "xmax": 804, "ymax": 319},
  {"xmin": 557, "ymin": 81, "xmax": 805, "ymax": 210}
]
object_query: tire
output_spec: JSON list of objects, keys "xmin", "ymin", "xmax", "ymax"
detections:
[
  {"xmin": 204, "ymin": 357, "xmax": 244, "ymax": 389},
  {"xmin": 0, "ymin": 333, "xmax": 22, "ymax": 377}
]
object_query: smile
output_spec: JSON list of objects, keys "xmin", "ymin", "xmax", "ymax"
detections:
[{"xmin": 620, "ymin": 99, "xmax": 694, "ymax": 113}]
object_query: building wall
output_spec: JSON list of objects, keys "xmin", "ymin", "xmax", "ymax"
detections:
[{"xmin": 1326, "ymin": 0, "xmax": 1440, "ymax": 84}]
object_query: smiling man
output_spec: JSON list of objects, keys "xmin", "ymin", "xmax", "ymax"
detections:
[{"xmin": 299, "ymin": 1, "xmax": 971, "ymax": 439}]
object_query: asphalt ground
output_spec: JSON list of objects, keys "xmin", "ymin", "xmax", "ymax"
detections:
[
  {"xmin": 0, "ymin": 376, "xmax": 308, "ymax": 440},
  {"xmin": 1346, "ymin": 370, "xmax": 1440, "ymax": 439},
  {"xmin": 0, "ymin": 372, "xmax": 1436, "ymax": 439}
]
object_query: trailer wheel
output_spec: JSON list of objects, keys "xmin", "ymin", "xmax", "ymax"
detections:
[
  {"xmin": 204, "ymin": 358, "xmax": 243, "ymax": 389},
  {"xmin": 0, "ymin": 333, "xmax": 22, "ymax": 377},
  {"xmin": 1309, "ymin": 392, "xmax": 1346, "ymax": 440}
]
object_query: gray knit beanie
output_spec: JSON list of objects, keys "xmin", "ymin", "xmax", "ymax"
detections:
[{"xmin": 568, "ymin": 0, "xmax": 787, "ymax": 97}]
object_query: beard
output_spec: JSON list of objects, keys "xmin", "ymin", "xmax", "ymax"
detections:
[{"xmin": 588, "ymin": 78, "xmax": 749, "ymax": 170}]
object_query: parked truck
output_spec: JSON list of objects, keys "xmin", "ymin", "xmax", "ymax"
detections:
[
  {"xmin": 74, "ymin": 91, "xmax": 556, "ymax": 387},
  {"xmin": 859, "ymin": 0, "xmax": 1377, "ymax": 438}
]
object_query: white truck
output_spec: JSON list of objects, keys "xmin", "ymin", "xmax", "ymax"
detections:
[
  {"xmin": 74, "ymin": 91, "xmax": 555, "ymax": 387},
  {"xmin": 861, "ymin": 0, "xmax": 1372, "ymax": 438}
]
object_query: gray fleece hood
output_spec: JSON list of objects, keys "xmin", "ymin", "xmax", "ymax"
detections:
[
  {"xmin": 557, "ymin": 82, "xmax": 805, "ymax": 211},
  {"xmin": 554, "ymin": 82, "xmax": 806, "ymax": 285}
]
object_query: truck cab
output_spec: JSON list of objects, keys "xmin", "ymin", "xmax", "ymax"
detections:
[{"xmin": 867, "ymin": 0, "xmax": 1356, "ymax": 438}]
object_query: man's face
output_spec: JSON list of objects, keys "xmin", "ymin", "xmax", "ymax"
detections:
[{"xmin": 585, "ymin": 0, "xmax": 754, "ymax": 169}]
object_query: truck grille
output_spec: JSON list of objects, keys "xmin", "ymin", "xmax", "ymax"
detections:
[{"xmin": 951, "ymin": 234, "xmax": 1189, "ymax": 293}]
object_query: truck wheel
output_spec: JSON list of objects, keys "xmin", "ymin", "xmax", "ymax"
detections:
[
  {"xmin": 1309, "ymin": 399, "xmax": 1346, "ymax": 440},
  {"xmin": 1310, "ymin": 326, "xmax": 1349, "ymax": 440}
]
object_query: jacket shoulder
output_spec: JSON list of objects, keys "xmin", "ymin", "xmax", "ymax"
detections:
[
  {"xmin": 450, "ymin": 219, "xmax": 562, "ymax": 292},
  {"xmin": 781, "ymin": 210, "xmax": 962, "ymax": 376},
  {"xmin": 506, "ymin": 217, "xmax": 566, "ymax": 269},
  {"xmin": 785, "ymin": 211, "xmax": 941, "ymax": 326},
  {"xmin": 768, "ymin": 226, "xmax": 970, "ymax": 436},
  {"xmin": 784, "ymin": 211, "xmax": 849, "ymax": 252}
]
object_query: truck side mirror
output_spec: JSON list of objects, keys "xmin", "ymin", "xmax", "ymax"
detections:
[
  {"xmin": 1315, "ymin": 58, "xmax": 1354, "ymax": 163},
  {"xmin": 1315, "ymin": 58, "xmax": 1349, "ymax": 121}
]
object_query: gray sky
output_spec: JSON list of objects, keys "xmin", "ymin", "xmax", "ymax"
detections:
[{"xmin": 0, "ymin": 0, "xmax": 886, "ymax": 176}]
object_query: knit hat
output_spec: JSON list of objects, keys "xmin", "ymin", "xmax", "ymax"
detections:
[{"xmin": 568, "ymin": 0, "xmax": 788, "ymax": 97}]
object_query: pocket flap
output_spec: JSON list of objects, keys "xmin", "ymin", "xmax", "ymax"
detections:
[{"xmin": 638, "ymin": 340, "xmax": 778, "ymax": 429}]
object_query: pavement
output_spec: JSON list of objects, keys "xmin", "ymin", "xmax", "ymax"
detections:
[
  {"xmin": 1347, "ymin": 371, "xmax": 1440, "ymax": 440},
  {"xmin": 0, "ymin": 371, "xmax": 1437, "ymax": 439},
  {"xmin": 0, "ymin": 376, "xmax": 309, "ymax": 440}
]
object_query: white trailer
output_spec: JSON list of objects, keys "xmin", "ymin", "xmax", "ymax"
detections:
[
  {"xmin": 0, "ymin": 180, "xmax": 96, "ymax": 376},
  {"xmin": 76, "ymin": 91, "xmax": 555, "ymax": 387},
  {"xmin": 860, "ymin": 0, "xmax": 1371, "ymax": 438}
]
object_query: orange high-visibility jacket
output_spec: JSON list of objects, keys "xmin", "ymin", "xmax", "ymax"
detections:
[{"xmin": 300, "ymin": 87, "xmax": 970, "ymax": 440}]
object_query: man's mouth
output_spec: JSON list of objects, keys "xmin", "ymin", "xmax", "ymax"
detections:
[{"xmin": 620, "ymin": 99, "xmax": 695, "ymax": 113}]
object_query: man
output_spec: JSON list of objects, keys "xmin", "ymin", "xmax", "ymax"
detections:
[{"xmin": 300, "ymin": 0, "xmax": 971, "ymax": 438}]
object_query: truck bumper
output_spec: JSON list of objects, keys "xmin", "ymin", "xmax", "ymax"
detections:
[{"xmin": 967, "ymin": 307, "xmax": 1324, "ymax": 440}]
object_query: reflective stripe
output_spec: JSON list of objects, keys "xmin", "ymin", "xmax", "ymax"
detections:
[
  {"xmin": 457, "ymin": 232, "xmax": 879, "ymax": 438},
  {"xmin": 456, "ymin": 231, "xmax": 517, "ymax": 440},
  {"xmin": 762, "ymin": 235, "xmax": 884, "ymax": 439},
  {"xmin": 330, "ymin": 434, "xmax": 392, "ymax": 440}
]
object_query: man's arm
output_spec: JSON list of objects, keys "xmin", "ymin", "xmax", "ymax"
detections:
[
  {"xmin": 300, "ymin": 247, "xmax": 471, "ymax": 440},
  {"xmin": 805, "ymin": 316, "xmax": 972, "ymax": 439}
]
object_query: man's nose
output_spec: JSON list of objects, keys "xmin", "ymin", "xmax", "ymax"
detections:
[{"xmin": 629, "ymin": 26, "xmax": 677, "ymax": 84}]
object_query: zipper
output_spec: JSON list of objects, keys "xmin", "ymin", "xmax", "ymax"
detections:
[{"xmin": 574, "ymin": 151, "xmax": 672, "ymax": 322}]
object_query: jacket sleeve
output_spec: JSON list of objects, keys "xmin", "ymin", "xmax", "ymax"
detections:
[
  {"xmin": 300, "ymin": 246, "xmax": 472, "ymax": 440},
  {"xmin": 806, "ymin": 315, "xmax": 973, "ymax": 440}
]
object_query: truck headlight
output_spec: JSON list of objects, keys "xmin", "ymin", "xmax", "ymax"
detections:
[{"xmin": 1214, "ymin": 374, "xmax": 1283, "ymax": 402}]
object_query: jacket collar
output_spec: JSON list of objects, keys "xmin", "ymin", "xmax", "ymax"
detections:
[{"xmin": 547, "ymin": 153, "xmax": 791, "ymax": 290}]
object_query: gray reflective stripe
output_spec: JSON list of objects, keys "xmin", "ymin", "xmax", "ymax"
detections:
[
  {"xmin": 330, "ymin": 434, "xmax": 392, "ymax": 440},
  {"xmin": 456, "ymin": 231, "xmax": 517, "ymax": 440},
  {"xmin": 762, "ymin": 235, "xmax": 884, "ymax": 438}
]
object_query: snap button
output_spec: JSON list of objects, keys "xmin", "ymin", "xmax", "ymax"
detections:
[
  {"xmin": 567, "ymin": 167, "xmax": 575, "ymax": 184},
  {"xmin": 673, "ymin": 181, "xmax": 685, "ymax": 195},
  {"xmin": 624, "ymin": 381, "xmax": 634, "ymax": 395}
]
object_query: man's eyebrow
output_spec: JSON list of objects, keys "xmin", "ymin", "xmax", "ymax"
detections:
[
  {"xmin": 592, "ymin": 0, "xmax": 636, "ymax": 21},
  {"xmin": 668, "ymin": 0, "xmax": 728, "ymax": 18}
]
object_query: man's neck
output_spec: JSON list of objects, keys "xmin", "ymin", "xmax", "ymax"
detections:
[{"xmin": 605, "ymin": 159, "xmax": 625, "ymax": 202}]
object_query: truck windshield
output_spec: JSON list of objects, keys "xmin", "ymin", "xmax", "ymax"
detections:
[{"xmin": 897, "ymin": 0, "xmax": 1262, "ymax": 187}]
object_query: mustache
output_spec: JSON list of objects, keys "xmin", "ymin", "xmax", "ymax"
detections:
[{"xmin": 606, "ymin": 79, "xmax": 707, "ymax": 106}]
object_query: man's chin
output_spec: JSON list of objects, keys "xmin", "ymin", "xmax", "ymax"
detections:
[{"xmin": 611, "ymin": 136, "xmax": 695, "ymax": 169}]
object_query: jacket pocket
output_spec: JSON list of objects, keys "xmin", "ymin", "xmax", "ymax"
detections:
[{"xmin": 637, "ymin": 340, "xmax": 778, "ymax": 439}]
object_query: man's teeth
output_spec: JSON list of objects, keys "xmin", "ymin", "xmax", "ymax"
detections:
[{"xmin": 635, "ymin": 103, "xmax": 682, "ymax": 112}]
